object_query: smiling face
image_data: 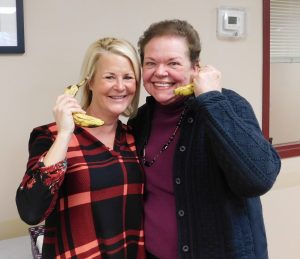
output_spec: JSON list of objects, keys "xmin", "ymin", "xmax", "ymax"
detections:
[
  {"xmin": 142, "ymin": 36, "xmax": 198, "ymax": 105},
  {"xmin": 88, "ymin": 53, "xmax": 136, "ymax": 121}
]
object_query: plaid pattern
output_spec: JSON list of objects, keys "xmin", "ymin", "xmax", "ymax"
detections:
[{"xmin": 16, "ymin": 121, "xmax": 145, "ymax": 259}]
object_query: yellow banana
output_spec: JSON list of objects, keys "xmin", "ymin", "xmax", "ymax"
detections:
[
  {"xmin": 64, "ymin": 84, "xmax": 80, "ymax": 97},
  {"xmin": 174, "ymin": 83, "xmax": 194, "ymax": 96},
  {"xmin": 64, "ymin": 78, "xmax": 104, "ymax": 127},
  {"xmin": 64, "ymin": 78, "xmax": 87, "ymax": 97},
  {"xmin": 73, "ymin": 113, "xmax": 104, "ymax": 127}
]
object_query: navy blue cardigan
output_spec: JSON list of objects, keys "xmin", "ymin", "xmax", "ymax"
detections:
[{"xmin": 128, "ymin": 89, "xmax": 281, "ymax": 259}]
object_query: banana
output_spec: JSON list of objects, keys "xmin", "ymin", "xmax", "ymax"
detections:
[
  {"xmin": 64, "ymin": 84, "xmax": 80, "ymax": 97},
  {"xmin": 64, "ymin": 78, "xmax": 104, "ymax": 127},
  {"xmin": 73, "ymin": 113, "xmax": 104, "ymax": 127},
  {"xmin": 174, "ymin": 83, "xmax": 194, "ymax": 96},
  {"xmin": 64, "ymin": 78, "xmax": 87, "ymax": 97}
]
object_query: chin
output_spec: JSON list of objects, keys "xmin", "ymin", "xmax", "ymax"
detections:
[
  {"xmin": 152, "ymin": 93, "xmax": 175, "ymax": 104},
  {"xmin": 110, "ymin": 105, "xmax": 128, "ymax": 115}
]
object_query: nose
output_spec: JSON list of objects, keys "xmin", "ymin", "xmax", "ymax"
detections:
[
  {"xmin": 154, "ymin": 64, "xmax": 168, "ymax": 77},
  {"xmin": 114, "ymin": 78, "xmax": 126, "ymax": 91}
]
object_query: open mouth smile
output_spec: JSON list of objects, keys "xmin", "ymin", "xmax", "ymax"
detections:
[
  {"xmin": 109, "ymin": 95, "xmax": 127, "ymax": 100},
  {"xmin": 153, "ymin": 82, "xmax": 174, "ymax": 88}
]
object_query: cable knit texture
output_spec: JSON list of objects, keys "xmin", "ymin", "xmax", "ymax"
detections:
[{"xmin": 128, "ymin": 89, "xmax": 281, "ymax": 259}]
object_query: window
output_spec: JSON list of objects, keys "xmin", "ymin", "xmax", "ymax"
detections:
[
  {"xmin": 271, "ymin": 0, "xmax": 300, "ymax": 63},
  {"xmin": 263, "ymin": 0, "xmax": 300, "ymax": 158}
]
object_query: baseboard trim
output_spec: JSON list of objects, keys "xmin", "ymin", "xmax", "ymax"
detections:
[{"xmin": 0, "ymin": 218, "xmax": 30, "ymax": 240}]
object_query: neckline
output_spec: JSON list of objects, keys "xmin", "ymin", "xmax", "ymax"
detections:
[
  {"xmin": 142, "ymin": 106, "xmax": 187, "ymax": 167},
  {"xmin": 75, "ymin": 120, "xmax": 122, "ymax": 155},
  {"xmin": 154, "ymin": 97, "xmax": 187, "ymax": 114}
]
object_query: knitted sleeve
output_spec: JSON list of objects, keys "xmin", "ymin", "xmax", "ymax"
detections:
[{"xmin": 196, "ymin": 89, "xmax": 281, "ymax": 197}]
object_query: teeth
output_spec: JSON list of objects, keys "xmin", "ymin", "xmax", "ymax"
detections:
[
  {"xmin": 110, "ymin": 96, "xmax": 126, "ymax": 99},
  {"xmin": 154, "ymin": 82, "xmax": 173, "ymax": 87}
]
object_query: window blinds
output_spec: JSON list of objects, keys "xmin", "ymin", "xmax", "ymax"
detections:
[{"xmin": 271, "ymin": 0, "xmax": 300, "ymax": 63}]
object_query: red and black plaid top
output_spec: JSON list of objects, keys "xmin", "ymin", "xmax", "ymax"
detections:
[{"xmin": 16, "ymin": 121, "xmax": 146, "ymax": 259}]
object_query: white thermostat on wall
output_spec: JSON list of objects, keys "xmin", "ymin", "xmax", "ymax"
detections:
[{"xmin": 217, "ymin": 7, "xmax": 246, "ymax": 39}]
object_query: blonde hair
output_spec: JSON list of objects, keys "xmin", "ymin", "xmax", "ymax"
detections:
[{"xmin": 80, "ymin": 37, "xmax": 141, "ymax": 117}]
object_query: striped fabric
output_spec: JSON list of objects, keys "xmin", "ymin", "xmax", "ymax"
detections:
[{"xmin": 16, "ymin": 121, "xmax": 145, "ymax": 259}]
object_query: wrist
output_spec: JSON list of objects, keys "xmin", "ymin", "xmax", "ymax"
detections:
[
  {"xmin": 56, "ymin": 130, "xmax": 73, "ymax": 143},
  {"xmin": 57, "ymin": 128, "xmax": 73, "ymax": 137}
]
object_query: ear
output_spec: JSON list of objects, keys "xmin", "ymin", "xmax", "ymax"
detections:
[
  {"xmin": 191, "ymin": 60, "xmax": 200, "ymax": 76},
  {"xmin": 88, "ymin": 78, "xmax": 94, "ymax": 91}
]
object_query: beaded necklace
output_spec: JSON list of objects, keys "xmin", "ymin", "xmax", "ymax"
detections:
[{"xmin": 142, "ymin": 107, "xmax": 186, "ymax": 167}]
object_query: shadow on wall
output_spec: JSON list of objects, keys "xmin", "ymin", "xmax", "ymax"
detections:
[{"xmin": 0, "ymin": 218, "xmax": 37, "ymax": 240}]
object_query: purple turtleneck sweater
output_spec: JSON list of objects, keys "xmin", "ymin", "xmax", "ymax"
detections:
[{"xmin": 143, "ymin": 100, "xmax": 185, "ymax": 259}]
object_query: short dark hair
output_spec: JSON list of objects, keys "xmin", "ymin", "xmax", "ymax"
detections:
[{"xmin": 138, "ymin": 19, "xmax": 201, "ymax": 65}]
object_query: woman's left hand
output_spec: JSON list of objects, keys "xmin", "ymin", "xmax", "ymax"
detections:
[{"xmin": 193, "ymin": 65, "xmax": 222, "ymax": 96}]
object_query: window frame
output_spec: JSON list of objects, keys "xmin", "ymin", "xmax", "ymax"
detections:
[{"xmin": 262, "ymin": 0, "xmax": 300, "ymax": 158}]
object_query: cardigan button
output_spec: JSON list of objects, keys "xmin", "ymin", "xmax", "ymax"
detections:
[
  {"xmin": 182, "ymin": 245, "xmax": 189, "ymax": 252},
  {"xmin": 187, "ymin": 117, "xmax": 194, "ymax": 124},
  {"xmin": 175, "ymin": 177, "xmax": 181, "ymax": 184},
  {"xmin": 179, "ymin": 145, "xmax": 186, "ymax": 152},
  {"xmin": 178, "ymin": 210, "xmax": 185, "ymax": 217}
]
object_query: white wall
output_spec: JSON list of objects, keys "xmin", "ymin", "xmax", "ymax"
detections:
[{"xmin": 0, "ymin": 0, "xmax": 299, "ymax": 258}]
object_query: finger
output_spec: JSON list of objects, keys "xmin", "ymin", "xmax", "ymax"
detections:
[
  {"xmin": 56, "ymin": 96, "xmax": 79, "ymax": 108},
  {"xmin": 54, "ymin": 98, "xmax": 83, "ymax": 115},
  {"xmin": 57, "ymin": 103, "xmax": 85, "ymax": 115},
  {"xmin": 70, "ymin": 107, "xmax": 86, "ymax": 114}
]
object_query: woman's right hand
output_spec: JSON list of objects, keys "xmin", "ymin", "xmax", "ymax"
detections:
[
  {"xmin": 192, "ymin": 65, "xmax": 222, "ymax": 96},
  {"xmin": 53, "ymin": 94, "xmax": 86, "ymax": 136},
  {"xmin": 42, "ymin": 95, "xmax": 85, "ymax": 167}
]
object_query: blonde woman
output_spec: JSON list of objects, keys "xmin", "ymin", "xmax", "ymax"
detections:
[{"xmin": 16, "ymin": 37, "xmax": 145, "ymax": 259}]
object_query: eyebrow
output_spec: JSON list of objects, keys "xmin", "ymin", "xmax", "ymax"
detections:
[{"xmin": 144, "ymin": 57, "xmax": 183, "ymax": 61}]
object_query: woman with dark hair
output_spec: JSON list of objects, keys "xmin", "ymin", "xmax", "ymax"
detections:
[{"xmin": 129, "ymin": 19, "xmax": 281, "ymax": 259}]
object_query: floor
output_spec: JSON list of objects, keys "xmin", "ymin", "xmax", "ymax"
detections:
[{"xmin": 0, "ymin": 235, "xmax": 32, "ymax": 259}]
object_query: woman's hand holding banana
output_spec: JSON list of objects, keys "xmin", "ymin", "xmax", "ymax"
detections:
[
  {"xmin": 193, "ymin": 65, "xmax": 222, "ymax": 96},
  {"xmin": 53, "ymin": 94, "xmax": 85, "ymax": 136},
  {"xmin": 174, "ymin": 65, "xmax": 222, "ymax": 97},
  {"xmin": 64, "ymin": 79, "xmax": 104, "ymax": 127}
]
